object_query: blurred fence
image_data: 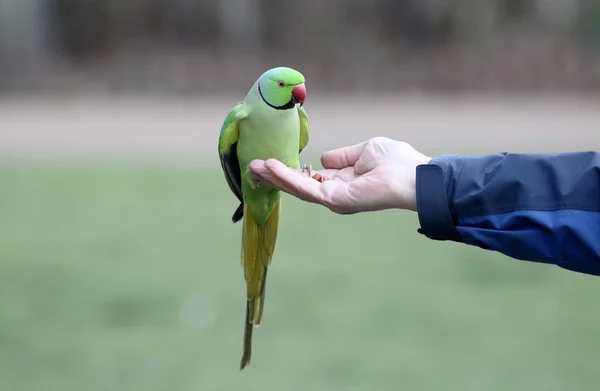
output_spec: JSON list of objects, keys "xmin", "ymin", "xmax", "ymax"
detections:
[{"xmin": 1, "ymin": 0, "xmax": 600, "ymax": 93}]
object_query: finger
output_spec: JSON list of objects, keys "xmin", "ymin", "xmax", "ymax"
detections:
[
  {"xmin": 354, "ymin": 154, "xmax": 371, "ymax": 175},
  {"xmin": 248, "ymin": 159, "xmax": 267, "ymax": 178},
  {"xmin": 250, "ymin": 160, "xmax": 352, "ymax": 188},
  {"xmin": 262, "ymin": 159, "xmax": 324, "ymax": 203},
  {"xmin": 249, "ymin": 159, "xmax": 301, "ymax": 195},
  {"xmin": 320, "ymin": 141, "xmax": 368, "ymax": 169}
]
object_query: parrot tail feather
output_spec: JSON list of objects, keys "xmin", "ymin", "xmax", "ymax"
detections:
[
  {"xmin": 239, "ymin": 199, "xmax": 280, "ymax": 370},
  {"xmin": 257, "ymin": 268, "xmax": 268, "ymax": 326},
  {"xmin": 240, "ymin": 302, "xmax": 253, "ymax": 370}
]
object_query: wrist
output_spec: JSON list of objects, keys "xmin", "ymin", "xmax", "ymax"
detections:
[
  {"xmin": 404, "ymin": 155, "xmax": 433, "ymax": 211},
  {"xmin": 415, "ymin": 155, "xmax": 461, "ymax": 241}
]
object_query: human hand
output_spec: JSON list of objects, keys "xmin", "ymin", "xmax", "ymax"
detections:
[{"xmin": 248, "ymin": 137, "xmax": 432, "ymax": 214}]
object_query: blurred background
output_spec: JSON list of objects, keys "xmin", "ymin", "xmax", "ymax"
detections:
[{"xmin": 1, "ymin": 1, "xmax": 600, "ymax": 390}]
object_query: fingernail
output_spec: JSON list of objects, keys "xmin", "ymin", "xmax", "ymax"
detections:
[
  {"xmin": 248, "ymin": 160, "xmax": 262, "ymax": 171},
  {"xmin": 264, "ymin": 159, "xmax": 275, "ymax": 169}
]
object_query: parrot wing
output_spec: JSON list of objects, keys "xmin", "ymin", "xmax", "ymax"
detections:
[
  {"xmin": 218, "ymin": 103, "xmax": 248, "ymax": 223},
  {"xmin": 298, "ymin": 105, "xmax": 310, "ymax": 153}
]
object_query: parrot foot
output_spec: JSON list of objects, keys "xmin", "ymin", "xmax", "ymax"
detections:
[
  {"xmin": 249, "ymin": 177, "xmax": 261, "ymax": 188},
  {"xmin": 301, "ymin": 163, "xmax": 313, "ymax": 178}
]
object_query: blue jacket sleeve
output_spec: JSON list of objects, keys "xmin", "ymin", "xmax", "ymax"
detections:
[{"xmin": 415, "ymin": 151, "xmax": 600, "ymax": 276}]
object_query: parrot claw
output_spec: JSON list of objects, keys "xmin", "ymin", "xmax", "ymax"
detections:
[
  {"xmin": 249, "ymin": 176, "xmax": 261, "ymax": 188},
  {"xmin": 301, "ymin": 163, "xmax": 329, "ymax": 183},
  {"xmin": 301, "ymin": 163, "xmax": 313, "ymax": 178}
]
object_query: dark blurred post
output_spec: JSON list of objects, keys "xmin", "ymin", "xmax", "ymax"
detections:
[
  {"xmin": 0, "ymin": 0, "xmax": 53, "ymax": 89},
  {"xmin": 216, "ymin": 0, "xmax": 263, "ymax": 53},
  {"xmin": 214, "ymin": 0, "xmax": 264, "ymax": 88}
]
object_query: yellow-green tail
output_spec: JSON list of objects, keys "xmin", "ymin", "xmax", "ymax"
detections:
[{"xmin": 239, "ymin": 200, "xmax": 280, "ymax": 370}]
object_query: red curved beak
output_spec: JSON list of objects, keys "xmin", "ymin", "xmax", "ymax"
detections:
[{"xmin": 291, "ymin": 83, "xmax": 306, "ymax": 106}]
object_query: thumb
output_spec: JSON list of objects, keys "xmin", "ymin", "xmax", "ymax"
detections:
[{"xmin": 320, "ymin": 141, "xmax": 367, "ymax": 169}]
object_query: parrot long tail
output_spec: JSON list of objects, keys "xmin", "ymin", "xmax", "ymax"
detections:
[
  {"xmin": 239, "ymin": 200, "xmax": 280, "ymax": 370},
  {"xmin": 241, "ymin": 301, "xmax": 254, "ymax": 369}
]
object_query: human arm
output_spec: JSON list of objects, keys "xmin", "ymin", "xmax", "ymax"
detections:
[
  {"xmin": 417, "ymin": 151, "xmax": 600, "ymax": 276},
  {"xmin": 247, "ymin": 138, "xmax": 600, "ymax": 276}
]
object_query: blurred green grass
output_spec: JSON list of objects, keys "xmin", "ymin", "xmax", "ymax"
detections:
[{"xmin": 0, "ymin": 160, "xmax": 599, "ymax": 391}]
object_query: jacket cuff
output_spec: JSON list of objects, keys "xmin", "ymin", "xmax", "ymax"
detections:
[{"xmin": 415, "ymin": 155, "xmax": 462, "ymax": 242}]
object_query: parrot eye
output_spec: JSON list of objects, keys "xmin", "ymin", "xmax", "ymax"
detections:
[{"xmin": 277, "ymin": 81, "xmax": 285, "ymax": 87}]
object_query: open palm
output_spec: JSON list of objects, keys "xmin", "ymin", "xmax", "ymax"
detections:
[{"xmin": 248, "ymin": 137, "xmax": 431, "ymax": 214}]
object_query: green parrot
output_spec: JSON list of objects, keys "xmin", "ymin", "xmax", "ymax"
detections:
[{"xmin": 218, "ymin": 67, "xmax": 314, "ymax": 370}]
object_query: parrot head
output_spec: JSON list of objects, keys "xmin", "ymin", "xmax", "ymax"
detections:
[{"xmin": 257, "ymin": 67, "xmax": 306, "ymax": 108}]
